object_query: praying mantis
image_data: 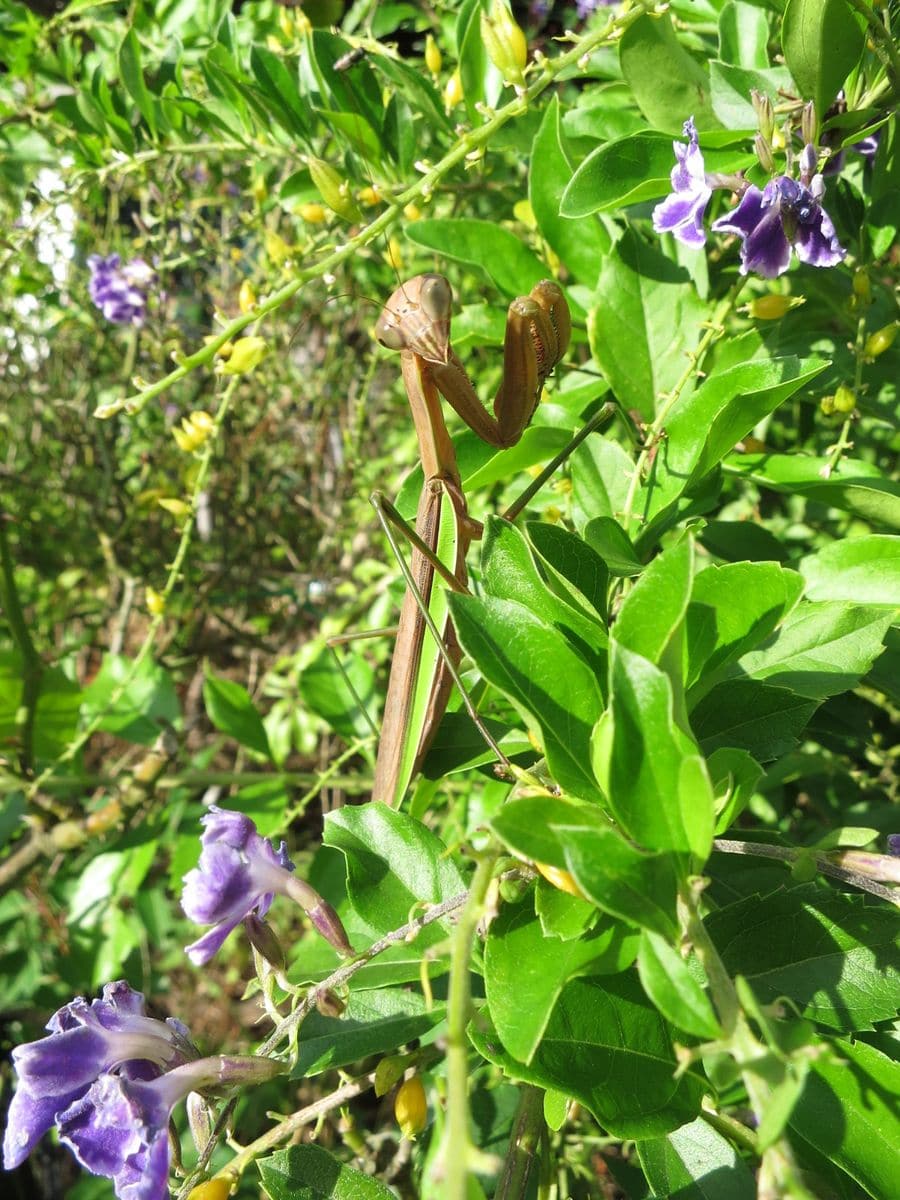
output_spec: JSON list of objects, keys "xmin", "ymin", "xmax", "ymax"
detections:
[{"xmin": 370, "ymin": 273, "xmax": 571, "ymax": 808}]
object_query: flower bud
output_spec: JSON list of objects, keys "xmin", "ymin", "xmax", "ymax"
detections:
[
  {"xmin": 243, "ymin": 913, "xmax": 286, "ymax": 971},
  {"xmin": 425, "ymin": 34, "xmax": 442, "ymax": 75},
  {"xmin": 443, "ymin": 69, "xmax": 463, "ymax": 111},
  {"xmin": 753, "ymin": 133, "xmax": 775, "ymax": 174},
  {"xmin": 186, "ymin": 1092, "xmax": 216, "ymax": 1156},
  {"xmin": 852, "ymin": 270, "xmax": 871, "ymax": 304},
  {"xmin": 374, "ymin": 1055, "xmax": 406, "ymax": 1097},
  {"xmin": 748, "ymin": 294, "xmax": 792, "ymax": 320},
  {"xmin": 394, "ymin": 1076, "xmax": 428, "ymax": 1140},
  {"xmin": 315, "ymin": 988, "xmax": 346, "ymax": 1018},
  {"xmin": 535, "ymin": 862, "xmax": 585, "ymax": 898},
  {"xmin": 480, "ymin": 1, "xmax": 527, "ymax": 88},
  {"xmin": 307, "ymin": 156, "xmax": 361, "ymax": 222},
  {"xmin": 238, "ymin": 280, "xmax": 257, "ymax": 313},
  {"xmin": 750, "ymin": 89, "xmax": 774, "ymax": 143},
  {"xmin": 220, "ymin": 336, "xmax": 268, "ymax": 375},
  {"xmin": 146, "ymin": 586, "xmax": 166, "ymax": 616},
  {"xmin": 264, "ymin": 230, "xmax": 293, "ymax": 262},
  {"xmin": 865, "ymin": 322, "xmax": 898, "ymax": 357},
  {"xmin": 800, "ymin": 100, "xmax": 817, "ymax": 148},
  {"xmin": 172, "ymin": 411, "xmax": 214, "ymax": 452},
  {"xmin": 833, "ymin": 384, "xmax": 856, "ymax": 413}
]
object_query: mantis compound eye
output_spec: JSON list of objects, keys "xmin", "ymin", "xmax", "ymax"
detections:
[
  {"xmin": 418, "ymin": 275, "xmax": 453, "ymax": 323},
  {"xmin": 375, "ymin": 319, "xmax": 406, "ymax": 352}
]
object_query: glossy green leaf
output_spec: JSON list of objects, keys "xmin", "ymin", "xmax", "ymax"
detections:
[
  {"xmin": 324, "ymin": 803, "xmax": 466, "ymax": 940},
  {"xmin": 733, "ymin": 602, "xmax": 893, "ymax": 699},
  {"xmin": 471, "ymin": 973, "xmax": 706, "ymax": 1138},
  {"xmin": 789, "ymin": 1039, "xmax": 900, "ymax": 1198},
  {"xmin": 705, "ymin": 889, "xmax": 900, "ymax": 1032},
  {"xmin": 638, "ymin": 1116, "xmax": 757, "ymax": 1200},
  {"xmin": 709, "ymin": 62, "xmax": 792, "ymax": 130},
  {"xmin": 783, "ymin": 0, "xmax": 865, "ymax": 117},
  {"xmin": 530, "ymin": 96, "xmax": 609, "ymax": 285},
  {"xmin": 571, "ymin": 438, "xmax": 635, "ymax": 531},
  {"xmin": 535, "ymin": 877, "xmax": 601, "ymax": 941},
  {"xmin": 718, "ymin": 0, "xmax": 771, "ymax": 70},
  {"xmin": 82, "ymin": 652, "xmax": 180, "ymax": 746},
  {"xmin": 562, "ymin": 131, "xmax": 679, "ymax": 217},
  {"xmin": 643, "ymin": 357, "xmax": 829, "ymax": 534},
  {"xmin": 203, "ymin": 668, "xmax": 271, "ymax": 758},
  {"xmin": 708, "ymin": 747, "xmax": 763, "ymax": 835},
  {"xmin": 698, "ymin": 518, "xmax": 790, "ymax": 564},
  {"xmin": 587, "ymin": 229, "xmax": 707, "ymax": 421},
  {"xmin": 724, "ymin": 454, "xmax": 900, "ymax": 530},
  {"xmin": 406, "ymin": 219, "xmax": 547, "ymax": 296},
  {"xmin": 456, "ymin": 0, "xmax": 503, "ymax": 123},
  {"xmin": 692, "ymin": 679, "xmax": 817, "ymax": 761},
  {"xmin": 555, "ymin": 823, "xmax": 679, "ymax": 938},
  {"xmin": 686, "ymin": 562, "xmax": 804, "ymax": 693},
  {"xmin": 526, "ymin": 520, "xmax": 609, "ymax": 624},
  {"xmin": 584, "ymin": 517, "xmax": 643, "ymax": 577},
  {"xmin": 259, "ymin": 1144, "xmax": 398, "ymax": 1199},
  {"xmin": 249, "ymin": 45, "xmax": 310, "ymax": 138},
  {"xmin": 490, "ymin": 794, "xmax": 605, "ymax": 870},
  {"xmin": 298, "ymin": 645, "xmax": 377, "ymax": 742},
  {"xmin": 450, "ymin": 593, "xmax": 605, "ymax": 801},
  {"xmin": 799, "ymin": 536, "xmax": 900, "ymax": 605},
  {"xmin": 481, "ymin": 517, "xmax": 608, "ymax": 672},
  {"xmin": 613, "ymin": 538, "xmax": 693, "ymax": 679},
  {"xmin": 292, "ymin": 989, "xmax": 445, "ymax": 1078},
  {"xmin": 485, "ymin": 894, "xmax": 632, "ymax": 1063},
  {"xmin": 619, "ymin": 12, "xmax": 720, "ymax": 134},
  {"xmin": 638, "ymin": 931, "xmax": 722, "ymax": 1040},
  {"xmin": 119, "ymin": 29, "xmax": 157, "ymax": 137},
  {"xmin": 596, "ymin": 643, "xmax": 714, "ymax": 858}
]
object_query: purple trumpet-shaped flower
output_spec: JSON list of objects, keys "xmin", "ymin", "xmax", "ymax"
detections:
[
  {"xmin": 577, "ymin": 0, "xmax": 616, "ymax": 17},
  {"xmin": 88, "ymin": 254, "xmax": 155, "ymax": 326},
  {"xmin": 181, "ymin": 806, "xmax": 353, "ymax": 965},
  {"xmin": 652, "ymin": 117, "xmax": 712, "ymax": 249},
  {"xmin": 3, "ymin": 982, "xmax": 195, "ymax": 1171},
  {"xmin": 58, "ymin": 1055, "xmax": 283, "ymax": 1200},
  {"xmin": 711, "ymin": 169, "xmax": 846, "ymax": 279}
]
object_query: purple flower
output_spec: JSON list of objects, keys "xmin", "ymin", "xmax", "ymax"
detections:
[
  {"xmin": 88, "ymin": 254, "xmax": 155, "ymax": 326},
  {"xmin": 652, "ymin": 118, "xmax": 712, "ymax": 249},
  {"xmin": 577, "ymin": 0, "xmax": 616, "ymax": 16},
  {"xmin": 182, "ymin": 806, "xmax": 353, "ymax": 965},
  {"xmin": 3, "ymin": 982, "xmax": 195, "ymax": 1171},
  {"xmin": 58, "ymin": 1055, "xmax": 282, "ymax": 1200},
  {"xmin": 711, "ymin": 174, "xmax": 845, "ymax": 278},
  {"xmin": 888, "ymin": 834, "xmax": 900, "ymax": 856}
]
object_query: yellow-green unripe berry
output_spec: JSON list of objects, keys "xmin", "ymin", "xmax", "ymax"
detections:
[
  {"xmin": 865, "ymin": 322, "xmax": 898, "ymax": 358},
  {"xmin": 748, "ymin": 294, "xmax": 792, "ymax": 320},
  {"xmin": 833, "ymin": 385, "xmax": 856, "ymax": 413}
]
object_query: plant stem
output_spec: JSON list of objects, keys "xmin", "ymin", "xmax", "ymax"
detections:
[
  {"xmin": 844, "ymin": 0, "xmax": 900, "ymax": 90},
  {"xmin": 620, "ymin": 276, "xmax": 747, "ymax": 531},
  {"xmin": 713, "ymin": 837, "xmax": 900, "ymax": 905},
  {"xmin": 442, "ymin": 852, "xmax": 499, "ymax": 1200},
  {"xmin": 823, "ymin": 310, "xmax": 866, "ymax": 477},
  {"xmin": 495, "ymin": 1085, "xmax": 546, "ymax": 1200}
]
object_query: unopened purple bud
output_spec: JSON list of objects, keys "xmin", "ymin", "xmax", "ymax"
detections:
[
  {"xmin": 888, "ymin": 834, "xmax": 900, "ymax": 856},
  {"xmin": 799, "ymin": 143, "xmax": 817, "ymax": 186},
  {"xmin": 243, "ymin": 913, "xmax": 286, "ymax": 971},
  {"xmin": 315, "ymin": 988, "xmax": 346, "ymax": 1018},
  {"xmin": 284, "ymin": 875, "xmax": 354, "ymax": 957}
]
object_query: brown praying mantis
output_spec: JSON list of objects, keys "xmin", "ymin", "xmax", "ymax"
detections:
[{"xmin": 369, "ymin": 273, "xmax": 571, "ymax": 808}]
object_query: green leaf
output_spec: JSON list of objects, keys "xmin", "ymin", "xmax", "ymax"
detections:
[
  {"xmin": 698, "ymin": 518, "xmax": 790, "ymax": 564},
  {"xmin": 249, "ymin": 45, "xmax": 310, "ymax": 139},
  {"xmin": 456, "ymin": 0, "xmax": 503, "ymax": 123},
  {"xmin": 555, "ymin": 823, "xmax": 679, "ymax": 938},
  {"xmin": 203, "ymin": 669, "xmax": 271, "ymax": 758},
  {"xmin": 638, "ymin": 931, "xmax": 722, "ymax": 1040},
  {"xmin": 686, "ymin": 562, "xmax": 805, "ymax": 693},
  {"xmin": 799, "ymin": 536, "xmax": 900, "ymax": 605},
  {"xmin": 692, "ymin": 679, "xmax": 818, "ymax": 761},
  {"xmin": 708, "ymin": 747, "xmax": 763, "ymax": 835},
  {"xmin": 324, "ymin": 803, "xmax": 466, "ymax": 940},
  {"xmin": 485, "ymin": 894, "xmax": 632, "ymax": 1063},
  {"xmin": 490, "ymin": 794, "xmax": 604, "ymax": 870},
  {"xmin": 530, "ymin": 96, "xmax": 609, "ymax": 285},
  {"xmin": 299, "ymin": 644, "xmax": 377, "ymax": 742},
  {"xmin": 789, "ymin": 1039, "xmax": 900, "ymax": 1198},
  {"xmin": 595, "ymin": 643, "xmax": 714, "ymax": 859},
  {"xmin": 613, "ymin": 538, "xmax": 693, "ymax": 678},
  {"xmin": 705, "ymin": 889, "xmax": 900, "ymax": 1032},
  {"xmin": 587, "ymin": 229, "xmax": 707, "ymax": 421},
  {"xmin": 718, "ymin": 0, "xmax": 771, "ymax": 70},
  {"xmin": 526, "ymin": 520, "xmax": 609, "ymax": 624},
  {"xmin": 643, "ymin": 357, "xmax": 830, "ymax": 536},
  {"xmin": 638, "ymin": 1116, "xmax": 757, "ymax": 1200},
  {"xmin": 619, "ymin": 12, "xmax": 720, "ymax": 134},
  {"xmin": 119, "ymin": 28, "xmax": 157, "ymax": 137},
  {"xmin": 709, "ymin": 62, "xmax": 793, "ymax": 130},
  {"xmin": 471, "ymin": 973, "xmax": 706, "ymax": 1138},
  {"xmin": 317, "ymin": 109, "xmax": 381, "ymax": 160},
  {"xmin": 259, "ymin": 1144, "xmax": 398, "ymax": 1199},
  {"xmin": 292, "ymin": 989, "xmax": 445, "ymax": 1077},
  {"xmin": 733, "ymin": 602, "xmax": 893, "ymax": 699},
  {"xmin": 584, "ymin": 517, "xmax": 643, "ymax": 577},
  {"xmin": 481, "ymin": 517, "xmax": 608, "ymax": 673},
  {"xmin": 82, "ymin": 652, "xmax": 180, "ymax": 746},
  {"xmin": 724, "ymin": 453, "xmax": 900, "ymax": 530},
  {"xmin": 406, "ymin": 219, "xmax": 547, "ymax": 296},
  {"xmin": 450, "ymin": 593, "xmax": 605, "ymax": 802},
  {"xmin": 783, "ymin": 0, "xmax": 865, "ymax": 117},
  {"xmin": 571, "ymin": 438, "xmax": 635, "ymax": 531}
]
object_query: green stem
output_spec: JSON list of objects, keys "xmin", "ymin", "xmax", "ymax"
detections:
[
  {"xmin": 700, "ymin": 1107, "xmax": 759, "ymax": 1156},
  {"xmin": 495, "ymin": 1085, "xmax": 546, "ymax": 1200},
  {"xmin": 0, "ymin": 516, "xmax": 43, "ymax": 776},
  {"xmin": 824, "ymin": 310, "xmax": 866, "ymax": 476},
  {"xmin": 844, "ymin": 0, "xmax": 900, "ymax": 91},
  {"xmin": 93, "ymin": 1, "xmax": 658, "ymax": 421},
  {"xmin": 620, "ymin": 276, "xmax": 747, "ymax": 531},
  {"xmin": 442, "ymin": 852, "xmax": 499, "ymax": 1200}
]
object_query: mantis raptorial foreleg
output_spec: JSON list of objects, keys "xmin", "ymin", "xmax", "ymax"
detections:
[{"xmin": 371, "ymin": 274, "xmax": 570, "ymax": 808}]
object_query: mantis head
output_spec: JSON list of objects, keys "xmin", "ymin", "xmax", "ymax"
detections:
[{"xmin": 375, "ymin": 274, "xmax": 453, "ymax": 365}]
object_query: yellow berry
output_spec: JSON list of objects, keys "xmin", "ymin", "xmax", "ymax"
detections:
[
  {"xmin": 748, "ymin": 293, "xmax": 792, "ymax": 320},
  {"xmin": 534, "ymin": 862, "xmax": 586, "ymax": 899},
  {"xmin": 357, "ymin": 185, "xmax": 382, "ymax": 207},
  {"xmin": 186, "ymin": 1180, "xmax": 233, "ymax": 1200},
  {"xmin": 403, "ymin": 203, "xmax": 422, "ymax": 221},
  {"xmin": 425, "ymin": 34, "xmax": 442, "ymax": 75},
  {"xmin": 146, "ymin": 586, "xmax": 166, "ymax": 616},
  {"xmin": 298, "ymin": 202, "xmax": 327, "ymax": 225},
  {"xmin": 220, "ymin": 336, "xmax": 268, "ymax": 375},
  {"xmin": 865, "ymin": 322, "xmax": 898, "ymax": 358},
  {"xmin": 394, "ymin": 1076, "xmax": 427, "ymax": 1140},
  {"xmin": 443, "ymin": 70, "xmax": 463, "ymax": 111},
  {"xmin": 238, "ymin": 279, "xmax": 257, "ymax": 313},
  {"xmin": 385, "ymin": 237, "xmax": 403, "ymax": 271}
]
